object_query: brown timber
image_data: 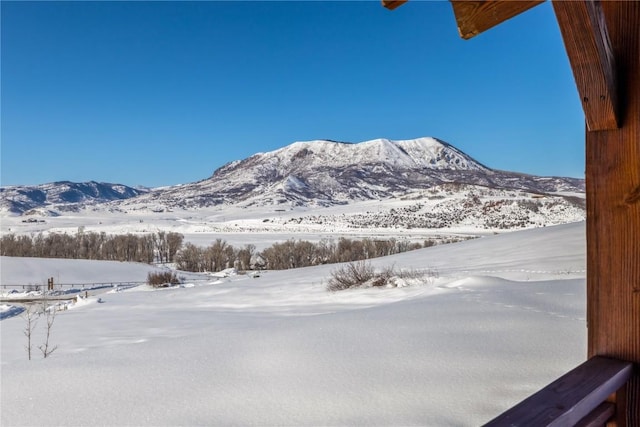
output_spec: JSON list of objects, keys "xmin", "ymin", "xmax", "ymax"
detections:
[
  {"xmin": 450, "ymin": 0, "xmax": 544, "ymax": 39},
  {"xmin": 382, "ymin": 0, "xmax": 408, "ymax": 11},
  {"xmin": 585, "ymin": 1, "xmax": 640, "ymax": 426},
  {"xmin": 552, "ymin": 0, "xmax": 620, "ymax": 131}
]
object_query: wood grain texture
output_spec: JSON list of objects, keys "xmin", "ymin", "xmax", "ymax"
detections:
[
  {"xmin": 482, "ymin": 357, "xmax": 632, "ymax": 427},
  {"xmin": 450, "ymin": 0, "xmax": 544, "ymax": 39},
  {"xmin": 552, "ymin": 0, "xmax": 620, "ymax": 131},
  {"xmin": 586, "ymin": 1, "xmax": 640, "ymax": 425},
  {"xmin": 381, "ymin": 0, "xmax": 408, "ymax": 11},
  {"xmin": 575, "ymin": 402, "xmax": 615, "ymax": 427}
]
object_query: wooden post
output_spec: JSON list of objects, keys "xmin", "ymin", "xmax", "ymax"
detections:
[
  {"xmin": 585, "ymin": 2, "xmax": 640, "ymax": 425},
  {"xmin": 385, "ymin": 0, "xmax": 638, "ymax": 421},
  {"xmin": 552, "ymin": 0, "xmax": 620, "ymax": 130}
]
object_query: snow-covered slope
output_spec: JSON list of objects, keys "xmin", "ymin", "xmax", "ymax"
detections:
[
  {"xmin": 0, "ymin": 223, "xmax": 587, "ymax": 426},
  {"xmin": 246, "ymin": 137, "xmax": 490, "ymax": 172},
  {"xmin": 116, "ymin": 137, "xmax": 584, "ymax": 210},
  {"xmin": 0, "ymin": 138, "xmax": 585, "ymax": 232},
  {"xmin": 0, "ymin": 181, "xmax": 147, "ymax": 215},
  {"xmin": 284, "ymin": 184, "xmax": 585, "ymax": 230},
  {"xmin": 0, "ymin": 257, "xmax": 162, "ymax": 287}
]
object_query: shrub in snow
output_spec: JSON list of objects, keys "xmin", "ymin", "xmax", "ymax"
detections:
[
  {"xmin": 327, "ymin": 261, "xmax": 376, "ymax": 291},
  {"xmin": 327, "ymin": 263, "xmax": 438, "ymax": 292},
  {"xmin": 147, "ymin": 271, "xmax": 180, "ymax": 288}
]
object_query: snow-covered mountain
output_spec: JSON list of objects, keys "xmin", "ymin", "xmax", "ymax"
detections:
[
  {"xmin": 0, "ymin": 138, "xmax": 585, "ymax": 232},
  {"xmin": 0, "ymin": 181, "xmax": 148, "ymax": 215},
  {"xmin": 118, "ymin": 137, "xmax": 584, "ymax": 210}
]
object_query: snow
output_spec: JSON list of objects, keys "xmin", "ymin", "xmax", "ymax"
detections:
[
  {"xmin": 0, "ymin": 257, "xmax": 165, "ymax": 287},
  {"xmin": 283, "ymin": 137, "xmax": 488, "ymax": 172},
  {"xmin": 10, "ymin": 137, "xmax": 579, "ymax": 213},
  {"xmin": 0, "ymin": 222, "xmax": 587, "ymax": 426},
  {"xmin": 0, "ymin": 184, "xmax": 585, "ymax": 256},
  {"xmin": 0, "ymin": 304, "xmax": 25, "ymax": 320}
]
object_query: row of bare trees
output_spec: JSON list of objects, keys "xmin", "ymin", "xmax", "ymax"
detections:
[
  {"xmin": 175, "ymin": 240, "xmax": 256, "ymax": 272},
  {"xmin": 260, "ymin": 237, "xmax": 423, "ymax": 270},
  {"xmin": 175, "ymin": 237, "xmax": 426, "ymax": 272},
  {"xmin": 0, "ymin": 231, "xmax": 183, "ymax": 264},
  {"xmin": 2, "ymin": 231, "xmax": 429, "ymax": 272}
]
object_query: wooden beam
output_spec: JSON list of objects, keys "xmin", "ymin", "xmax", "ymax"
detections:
[
  {"xmin": 450, "ymin": 1, "xmax": 544, "ymax": 39},
  {"xmin": 381, "ymin": 0, "xmax": 408, "ymax": 11},
  {"xmin": 482, "ymin": 357, "xmax": 632, "ymax": 426},
  {"xmin": 574, "ymin": 402, "xmax": 615, "ymax": 427},
  {"xmin": 586, "ymin": 1, "xmax": 640, "ymax": 425},
  {"xmin": 552, "ymin": 0, "xmax": 620, "ymax": 130}
]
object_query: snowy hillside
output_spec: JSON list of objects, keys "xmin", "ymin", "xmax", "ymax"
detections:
[
  {"xmin": 243, "ymin": 137, "xmax": 490, "ymax": 173},
  {"xmin": 0, "ymin": 222, "xmax": 587, "ymax": 426},
  {"xmin": 0, "ymin": 185, "xmax": 585, "ymax": 251},
  {"xmin": 281, "ymin": 184, "xmax": 585, "ymax": 230},
  {"xmin": 0, "ymin": 138, "xmax": 585, "ymax": 234},
  {"xmin": 0, "ymin": 181, "xmax": 147, "ymax": 215},
  {"xmin": 115, "ymin": 137, "xmax": 584, "ymax": 210}
]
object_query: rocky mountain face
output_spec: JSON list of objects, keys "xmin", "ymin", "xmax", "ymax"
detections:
[
  {"xmin": 0, "ymin": 181, "xmax": 148, "ymax": 215},
  {"xmin": 0, "ymin": 138, "xmax": 586, "ymax": 232},
  {"xmin": 117, "ymin": 137, "xmax": 584, "ymax": 211}
]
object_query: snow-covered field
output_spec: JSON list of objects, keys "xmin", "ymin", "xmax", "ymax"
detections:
[
  {"xmin": 1, "ymin": 188, "xmax": 585, "ymax": 253},
  {"xmin": 1, "ymin": 222, "xmax": 586, "ymax": 426}
]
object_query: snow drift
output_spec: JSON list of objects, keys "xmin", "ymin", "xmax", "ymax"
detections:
[{"xmin": 1, "ymin": 222, "xmax": 586, "ymax": 426}]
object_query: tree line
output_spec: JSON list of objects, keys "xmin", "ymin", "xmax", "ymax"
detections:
[
  {"xmin": 175, "ymin": 237, "xmax": 427, "ymax": 272},
  {"xmin": 0, "ymin": 231, "xmax": 184, "ymax": 264},
  {"xmin": 1, "ymin": 230, "xmax": 440, "ymax": 272}
]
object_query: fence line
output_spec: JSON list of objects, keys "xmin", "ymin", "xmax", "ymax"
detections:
[{"xmin": 0, "ymin": 281, "xmax": 146, "ymax": 291}]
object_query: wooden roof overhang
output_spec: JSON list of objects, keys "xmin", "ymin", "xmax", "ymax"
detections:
[{"xmin": 382, "ymin": 1, "xmax": 639, "ymax": 426}]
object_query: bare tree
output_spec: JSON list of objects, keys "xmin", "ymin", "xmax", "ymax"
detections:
[
  {"xmin": 166, "ymin": 232, "xmax": 184, "ymax": 263},
  {"xmin": 38, "ymin": 301, "xmax": 58, "ymax": 359},
  {"xmin": 175, "ymin": 243, "xmax": 204, "ymax": 272},
  {"xmin": 315, "ymin": 238, "xmax": 335, "ymax": 264},
  {"xmin": 236, "ymin": 244, "xmax": 256, "ymax": 271},
  {"xmin": 293, "ymin": 240, "xmax": 316, "ymax": 267},
  {"xmin": 203, "ymin": 239, "xmax": 229, "ymax": 272},
  {"xmin": 156, "ymin": 231, "xmax": 168, "ymax": 263},
  {"xmin": 261, "ymin": 241, "xmax": 293, "ymax": 270},
  {"xmin": 22, "ymin": 305, "xmax": 39, "ymax": 360},
  {"xmin": 139, "ymin": 234, "xmax": 155, "ymax": 264}
]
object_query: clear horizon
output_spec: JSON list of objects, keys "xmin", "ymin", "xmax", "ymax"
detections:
[{"xmin": 1, "ymin": 1, "xmax": 585, "ymax": 188}]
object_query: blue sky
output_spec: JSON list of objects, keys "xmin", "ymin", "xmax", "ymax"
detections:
[{"xmin": 1, "ymin": 1, "xmax": 585, "ymax": 188}]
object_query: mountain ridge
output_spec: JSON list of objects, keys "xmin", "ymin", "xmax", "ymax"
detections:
[
  {"xmin": 0, "ymin": 181, "xmax": 148, "ymax": 215},
  {"xmin": 117, "ymin": 137, "xmax": 583, "ymax": 210},
  {"xmin": 1, "ymin": 137, "xmax": 585, "ymax": 219}
]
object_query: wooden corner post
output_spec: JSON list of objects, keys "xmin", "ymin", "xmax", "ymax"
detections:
[
  {"xmin": 388, "ymin": 0, "xmax": 639, "ymax": 423},
  {"xmin": 578, "ymin": 2, "xmax": 640, "ymax": 426}
]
